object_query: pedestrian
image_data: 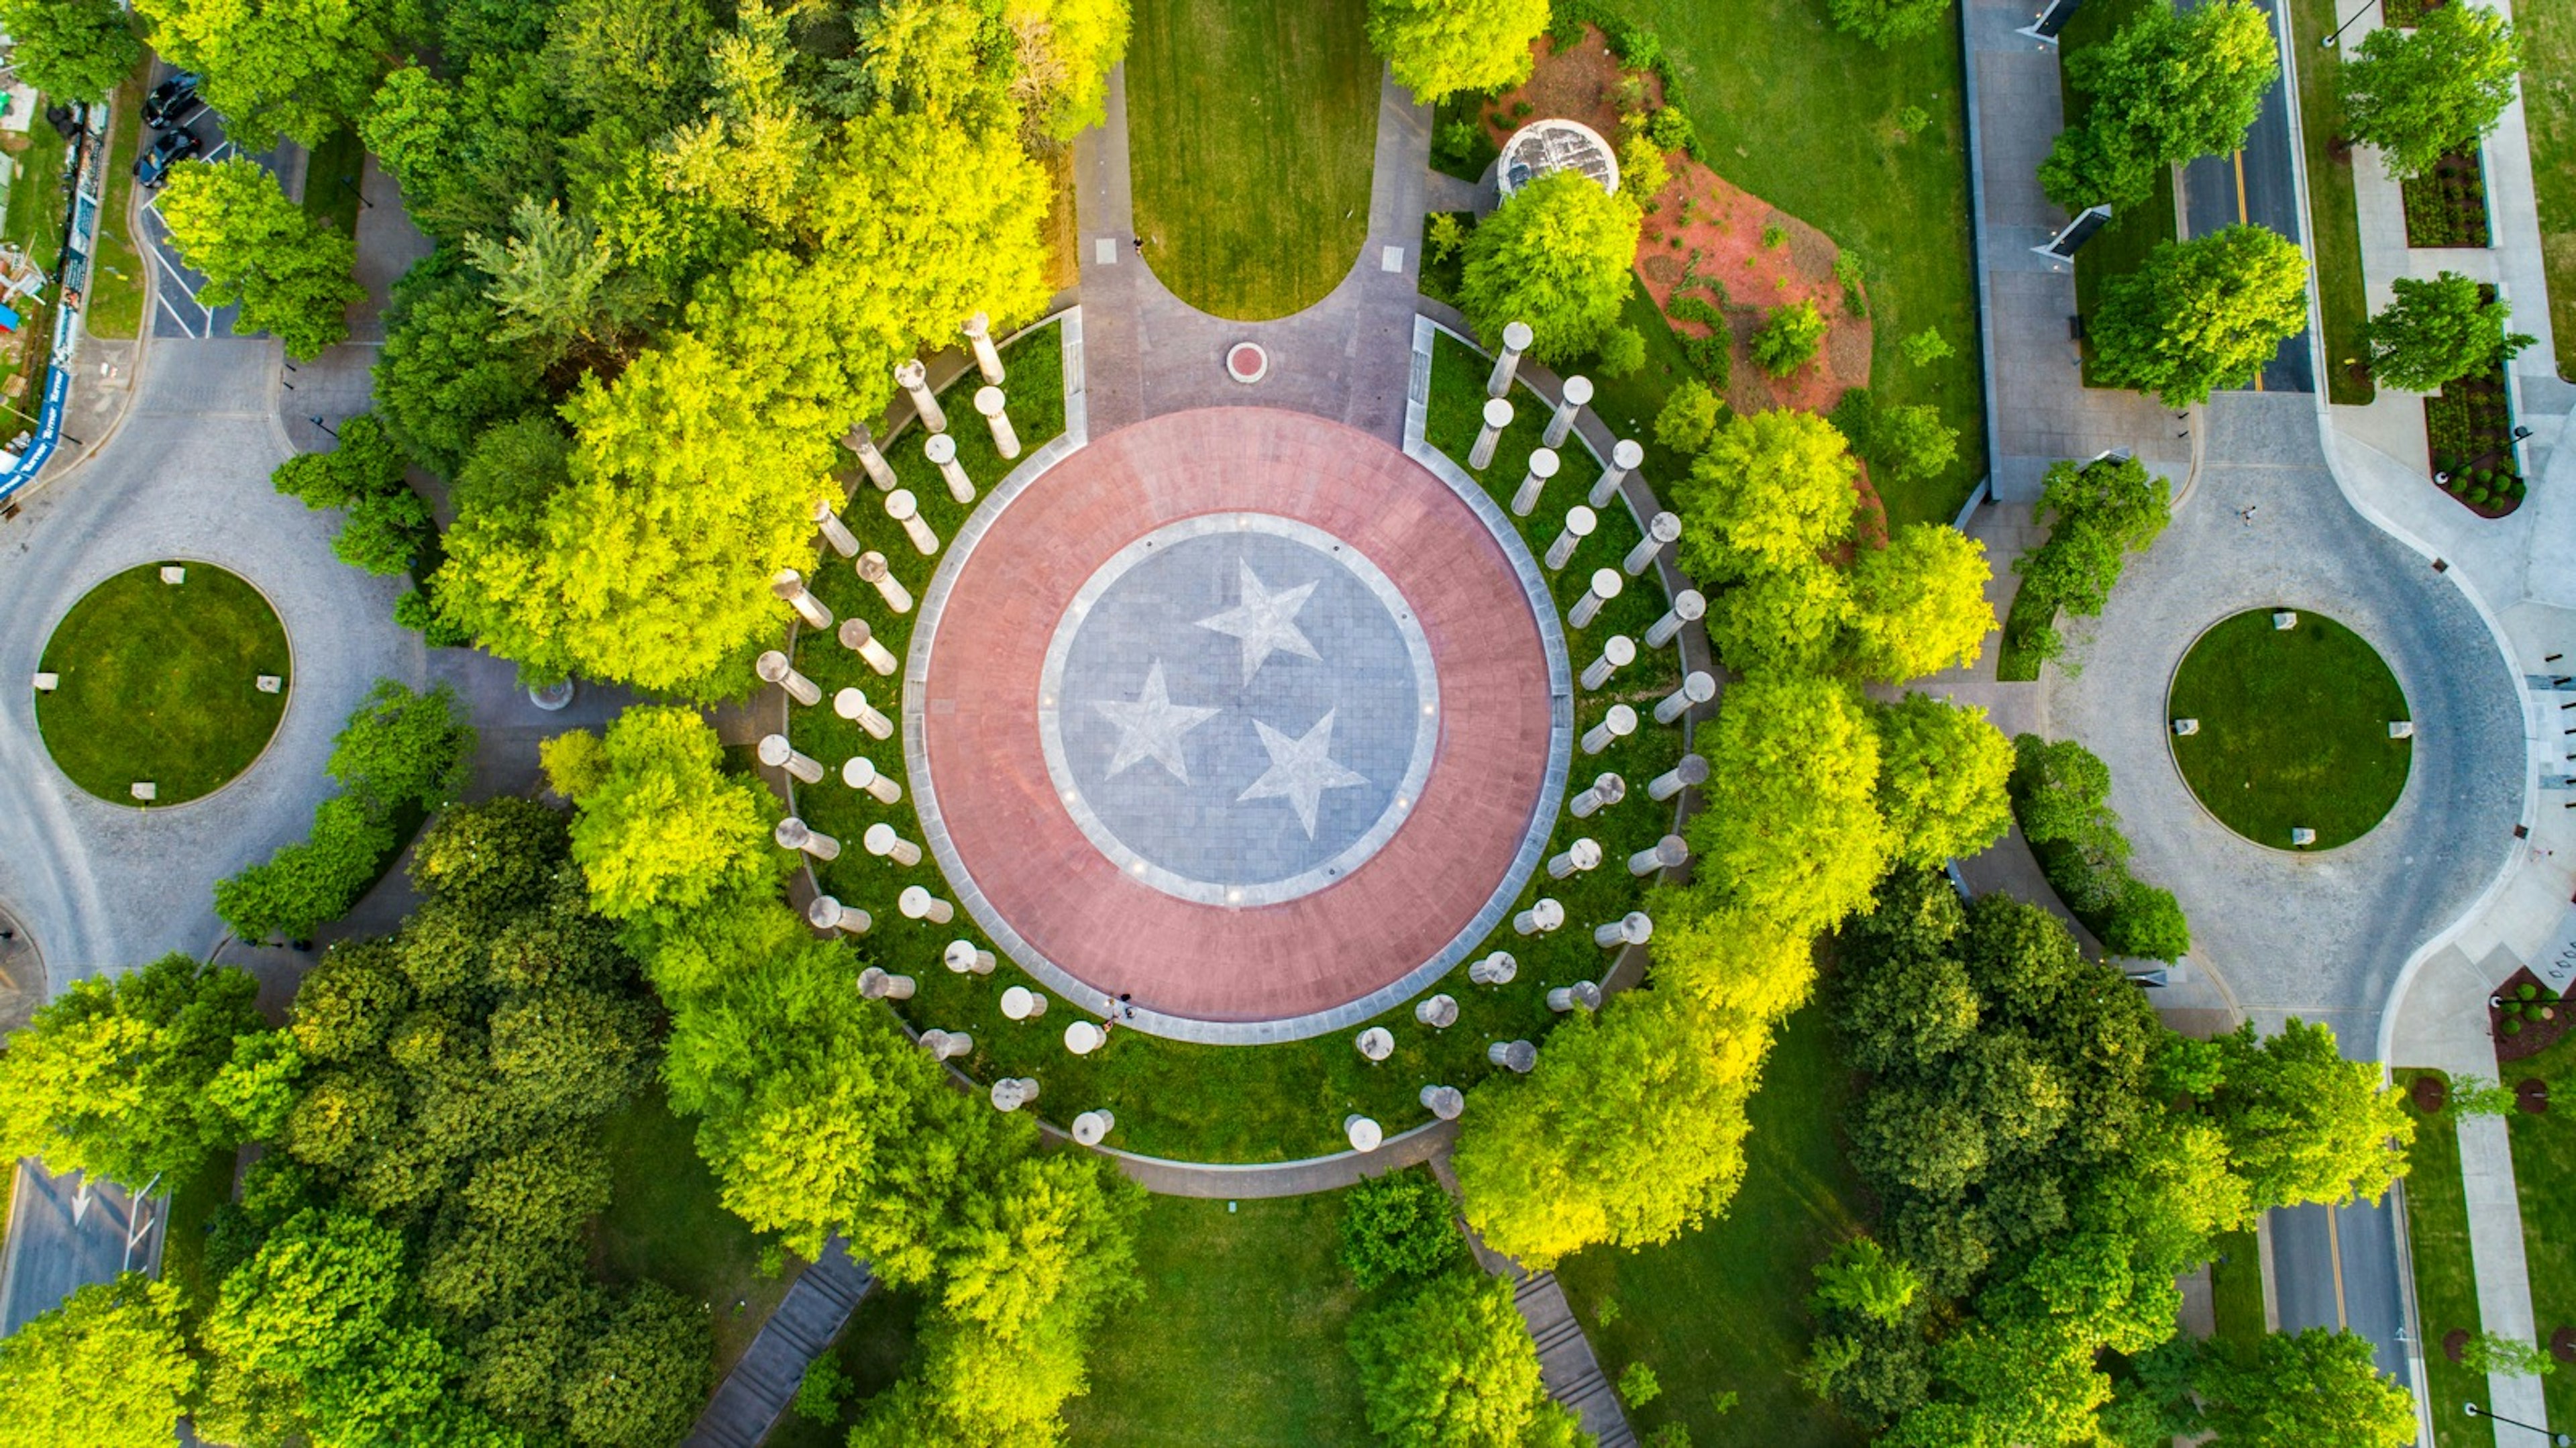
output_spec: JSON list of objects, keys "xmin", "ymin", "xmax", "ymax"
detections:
[{"xmin": 1118, "ymin": 991, "xmax": 1135, "ymax": 1021}]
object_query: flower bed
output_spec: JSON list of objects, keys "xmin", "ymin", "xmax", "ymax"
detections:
[
  {"xmin": 2495, "ymin": 968, "xmax": 2569, "ymax": 1062},
  {"xmin": 2402, "ymin": 150, "xmax": 2491, "ymax": 248},
  {"xmin": 2425, "ymin": 362, "xmax": 2526, "ymax": 516}
]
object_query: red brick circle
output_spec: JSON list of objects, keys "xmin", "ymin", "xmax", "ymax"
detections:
[{"xmin": 914, "ymin": 408, "xmax": 1556, "ymax": 1032}]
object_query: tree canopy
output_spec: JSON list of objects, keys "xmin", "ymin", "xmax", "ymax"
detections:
[
  {"xmin": 134, "ymin": 0, "xmax": 396, "ymax": 147},
  {"xmin": 2090, "ymin": 226, "xmax": 2311, "ymax": 406},
  {"xmin": 1458, "ymin": 169, "xmax": 1645, "ymax": 368},
  {"xmin": 2360, "ymin": 269, "xmax": 2534, "ymax": 391},
  {"xmin": 0, "ymin": 1273, "xmax": 193, "ymax": 1448},
  {"xmin": 1367, "ymin": 0, "xmax": 1552, "ymax": 103},
  {"xmin": 2340, "ymin": 3, "xmax": 2520, "ymax": 180},
  {"xmin": 0, "ymin": 0, "xmax": 144, "ymax": 102},
  {"xmin": 1349, "ymin": 1271, "xmax": 1580, "ymax": 1447},
  {"xmin": 1672, "ymin": 408, "xmax": 1860, "ymax": 581},
  {"xmin": 157, "ymin": 157, "xmax": 365, "ymax": 361},
  {"xmin": 2040, "ymin": 0, "xmax": 2279, "ymax": 210}
]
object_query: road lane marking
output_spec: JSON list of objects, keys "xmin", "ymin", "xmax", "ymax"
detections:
[
  {"xmin": 2235, "ymin": 150, "xmax": 2265, "ymax": 392},
  {"xmin": 2328, "ymin": 1202, "xmax": 2349, "ymax": 1328}
]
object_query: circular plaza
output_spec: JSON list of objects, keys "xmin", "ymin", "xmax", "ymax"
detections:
[{"xmin": 907, "ymin": 407, "xmax": 1569, "ymax": 1041}]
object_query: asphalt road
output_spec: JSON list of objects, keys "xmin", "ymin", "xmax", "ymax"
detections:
[
  {"xmin": 2179, "ymin": 0, "xmax": 2317, "ymax": 393},
  {"xmin": 132, "ymin": 64, "xmax": 264, "ymax": 343},
  {"xmin": 0, "ymin": 1164, "xmax": 164, "ymax": 1334},
  {"xmin": 2271, "ymin": 1198, "xmax": 2414, "ymax": 1380}
]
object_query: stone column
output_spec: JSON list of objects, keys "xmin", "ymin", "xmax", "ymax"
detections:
[
  {"xmin": 757, "ymin": 650, "xmax": 823, "ymax": 706},
  {"xmin": 863, "ymin": 822, "xmax": 924, "ymax": 866},
  {"xmin": 963, "ymin": 311, "xmax": 1005, "ymax": 385},
  {"xmin": 845, "ymin": 425, "xmax": 902, "ymax": 492},
  {"xmin": 771, "ymin": 569, "xmax": 833, "ymax": 630},
  {"xmin": 757, "ymin": 733, "xmax": 824, "ymax": 784},
  {"xmin": 1546, "ymin": 838, "xmax": 1603, "ymax": 878},
  {"xmin": 974, "ymin": 385, "xmax": 1020, "ymax": 460},
  {"xmin": 899, "ymin": 885, "xmax": 955, "ymax": 924},
  {"xmin": 1580, "ymin": 704, "xmax": 1638, "ymax": 756},
  {"xmin": 1467, "ymin": 950, "xmax": 1518, "ymax": 985},
  {"xmin": 919, "ymin": 1029, "xmax": 972, "ymax": 1059},
  {"xmin": 814, "ymin": 499, "xmax": 861, "ymax": 558},
  {"xmin": 1568, "ymin": 568, "xmax": 1623, "ymax": 629},
  {"xmin": 1413, "ymin": 994, "xmax": 1458, "ymax": 1028},
  {"xmin": 1468, "ymin": 397, "xmax": 1513, "ymax": 470},
  {"xmin": 858, "ymin": 966, "xmax": 916, "ymax": 1000},
  {"xmin": 1648, "ymin": 753, "xmax": 1710, "ymax": 802},
  {"xmin": 1644, "ymin": 588, "xmax": 1706, "ymax": 649},
  {"xmin": 991, "ymin": 1078, "xmax": 1040, "ymax": 1112},
  {"xmin": 1511, "ymin": 447, "xmax": 1560, "ymax": 518},
  {"xmin": 1623, "ymin": 511, "xmax": 1682, "ymax": 577},
  {"xmin": 1544, "ymin": 505, "xmax": 1596, "ymax": 570},
  {"xmin": 838, "ymin": 618, "xmax": 900, "ymax": 675},
  {"xmin": 808, "ymin": 894, "xmax": 871, "ymax": 935},
  {"xmin": 1593, "ymin": 911, "xmax": 1653, "ymax": 949},
  {"xmin": 1001, "ymin": 985, "xmax": 1051, "ymax": 1020},
  {"xmin": 1419, "ymin": 1085, "xmax": 1465, "ymax": 1121},
  {"xmin": 1567, "ymin": 773, "xmax": 1626, "ymax": 819},
  {"xmin": 886, "ymin": 489, "xmax": 941, "ymax": 555},
  {"xmin": 775, "ymin": 817, "xmax": 842, "ymax": 860},
  {"xmin": 1487, "ymin": 320, "xmax": 1534, "ymax": 397},
  {"xmin": 1653, "ymin": 671, "xmax": 1717, "ymax": 725},
  {"xmin": 1355, "ymin": 1026, "xmax": 1394, "ymax": 1061},
  {"xmin": 1629, "ymin": 834, "xmax": 1690, "ymax": 876},
  {"xmin": 1590, "ymin": 437, "xmax": 1644, "ymax": 507},
  {"xmin": 1544, "ymin": 374, "xmax": 1592, "ymax": 448},
  {"xmin": 1071, "ymin": 1108, "xmax": 1116, "ymax": 1145},
  {"xmin": 835, "ymin": 686, "xmax": 895, "ymax": 741},
  {"xmin": 1344, "ymin": 1114, "xmax": 1385, "ymax": 1152},
  {"xmin": 842, "ymin": 755, "xmax": 904, "ymax": 804},
  {"xmin": 1578, "ymin": 635, "xmax": 1635, "ymax": 690},
  {"xmin": 1513, "ymin": 898, "xmax": 1565, "ymax": 935},
  {"xmin": 895, "ymin": 358, "xmax": 946, "ymax": 433},
  {"xmin": 943, "ymin": 939, "xmax": 997, "ymax": 974},
  {"xmin": 925, "ymin": 433, "xmax": 977, "ymax": 504},
  {"xmin": 857, "ymin": 553, "xmax": 914, "ymax": 613},
  {"xmin": 1487, "ymin": 1039, "xmax": 1538, "ymax": 1074},
  {"xmin": 1547, "ymin": 980, "xmax": 1603, "ymax": 1013},
  {"xmin": 1064, "ymin": 1021, "xmax": 1106, "ymax": 1055}
]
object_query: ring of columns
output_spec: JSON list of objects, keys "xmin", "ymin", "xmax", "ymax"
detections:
[{"xmin": 906, "ymin": 407, "xmax": 1572, "ymax": 1043}]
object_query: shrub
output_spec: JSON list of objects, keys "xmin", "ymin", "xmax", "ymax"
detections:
[
  {"xmin": 1761, "ymin": 223, "xmax": 1788, "ymax": 250},
  {"xmin": 1901, "ymin": 327, "xmax": 1953, "ymax": 368},
  {"xmin": 1649, "ymin": 105, "xmax": 1695, "ymax": 152},
  {"xmin": 1594, "ymin": 324, "xmax": 1647, "ymax": 376},
  {"xmin": 2008, "ymin": 734, "xmax": 2191, "ymax": 960},
  {"xmin": 1619, "ymin": 130, "xmax": 1670, "ymax": 201},
  {"xmin": 1655, "ymin": 379, "xmax": 1725, "ymax": 453},
  {"xmin": 1340, "ymin": 1169, "xmax": 1468, "ymax": 1290},
  {"xmin": 794, "ymin": 1357, "xmax": 851, "ymax": 1423},
  {"xmin": 1620, "ymin": 1361, "xmax": 1663, "ymax": 1406},
  {"xmin": 1751, "ymin": 301, "xmax": 1826, "ymax": 377},
  {"xmin": 1609, "ymin": 23, "xmax": 1663, "ymax": 70}
]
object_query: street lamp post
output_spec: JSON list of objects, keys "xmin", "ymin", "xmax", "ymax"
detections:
[
  {"xmin": 2466, "ymin": 1401, "xmax": 2573, "ymax": 1445},
  {"xmin": 309, "ymin": 414, "xmax": 337, "ymax": 439},
  {"xmin": 2322, "ymin": 0, "xmax": 2373, "ymax": 46}
]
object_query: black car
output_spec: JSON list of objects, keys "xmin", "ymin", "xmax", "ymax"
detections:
[
  {"xmin": 142, "ymin": 73, "xmax": 203, "ymax": 130},
  {"xmin": 136, "ymin": 127, "xmax": 201, "ymax": 190}
]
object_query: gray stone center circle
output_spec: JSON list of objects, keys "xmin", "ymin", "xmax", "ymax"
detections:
[{"xmin": 1038, "ymin": 513, "xmax": 1440, "ymax": 907}]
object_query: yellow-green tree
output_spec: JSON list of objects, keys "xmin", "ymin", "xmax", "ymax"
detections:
[
  {"xmin": 1672, "ymin": 408, "xmax": 1860, "ymax": 580},
  {"xmin": 0, "ymin": 1273, "xmax": 193, "ymax": 1448},
  {"xmin": 1872, "ymin": 693, "xmax": 2015, "ymax": 869},
  {"xmin": 1846, "ymin": 523, "xmax": 1994, "ymax": 683},
  {"xmin": 1684, "ymin": 675, "xmax": 1890, "ymax": 939},
  {"xmin": 1367, "ymin": 0, "xmax": 1552, "ymax": 102}
]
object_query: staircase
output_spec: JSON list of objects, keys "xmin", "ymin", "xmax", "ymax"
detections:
[
  {"xmin": 1508, "ymin": 1265, "xmax": 1637, "ymax": 1448},
  {"xmin": 684, "ymin": 1239, "xmax": 875, "ymax": 1448}
]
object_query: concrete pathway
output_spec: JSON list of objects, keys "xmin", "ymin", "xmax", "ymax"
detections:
[
  {"xmin": 682, "ymin": 1239, "xmax": 874, "ymax": 1448},
  {"xmin": 1430, "ymin": 1157, "xmax": 1635, "ymax": 1447}
]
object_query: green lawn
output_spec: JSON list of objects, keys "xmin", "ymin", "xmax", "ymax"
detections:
[
  {"xmin": 2396, "ymin": 1070, "xmax": 2489, "ymax": 1448},
  {"xmin": 2518, "ymin": 0, "xmax": 2576, "ymax": 379},
  {"xmin": 2282, "ymin": 0, "xmax": 2375, "ymax": 405},
  {"xmin": 1064, "ymin": 1192, "xmax": 1373, "ymax": 1445},
  {"xmin": 765, "ymin": 1286, "xmax": 927, "ymax": 1448},
  {"xmin": 592, "ymin": 1085, "xmax": 793, "ymax": 1374},
  {"xmin": 1126, "ymin": 0, "xmax": 1378, "ymax": 319},
  {"xmin": 1556, "ymin": 996, "xmax": 1869, "ymax": 1448},
  {"xmin": 789, "ymin": 323, "xmax": 1684, "ymax": 1163},
  {"xmin": 301, "ymin": 125, "xmax": 366, "ymax": 238},
  {"xmin": 2167, "ymin": 609, "xmax": 2412, "ymax": 850},
  {"xmin": 2061, "ymin": 0, "xmax": 2180, "ymax": 389},
  {"xmin": 35, "ymin": 562, "xmax": 291, "ymax": 805},
  {"xmin": 1610, "ymin": 0, "xmax": 1985, "ymax": 527},
  {"xmin": 2508, "ymin": 1035, "xmax": 2576, "ymax": 1434},
  {"xmin": 2208, "ymin": 1227, "xmax": 2267, "ymax": 1359},
  {"xmin": 86, "ymin": 67, "xmax": 149, "ymax": 342},
  {"xmin": 0, "ymin": 118, "xmax": 70, "ymax": 407},
  {"xmin": 157, "ymin": 1147, "xmax": 239, "ymax": 1326}
]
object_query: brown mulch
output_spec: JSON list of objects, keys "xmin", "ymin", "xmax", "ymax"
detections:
[
  {"xmin": 2445, "ymin": 1329, "xmax": 2471, "ymax": 1363},
  {"xmin": 2520, "ymin": 1078, "xmax": 2552, "ymax": 1115},
  {"xmin": 2412, "ymin": 1074, "xmax": 2450, "ymax": 1115},
  {"xmin": 2553, "ymin": 1327, "xmax": 2576, "ymax": 1364},
  {"xmin": 2493, "ymin": 966, "xmax": 2571, "ymax": 1063}
]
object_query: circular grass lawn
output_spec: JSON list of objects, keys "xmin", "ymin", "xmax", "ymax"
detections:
[
  {"xmin": 2167, "ymin": 609, "xmax": 2410, "ymax": 851},
  {"xmin": 36, "ymin": 562, "xmax": 291, "ymax": 806}
]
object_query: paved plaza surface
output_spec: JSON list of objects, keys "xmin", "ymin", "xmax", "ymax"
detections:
[{"xmin": 911, "ymin": 407, "xmax": 1566, "ymax": 1040}]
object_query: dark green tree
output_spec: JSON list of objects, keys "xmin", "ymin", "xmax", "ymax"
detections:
[
  {"xmin": 0, "ymin": 0, "xmax": 143, "ymax": 101},
  {"xmin": 2340, "ymin": 3, "xmax": 2520, "ymax": 180},
  {"xmin": 2039, "ymin": 0, "xmax": 2279, "ymax": 210},
  {"xmin": 2359, "ymin": 270, "xmax": 2533, "ymax": 391},
  {"xmin": 1340, "ymin": 1167, "xmax": 1470, "ymax": 1290}
]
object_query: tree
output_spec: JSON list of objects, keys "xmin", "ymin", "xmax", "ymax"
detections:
[
  {"xmin": 1672, "ymin": 409, "xmax": 1859, "ymax": 580},
  {"xmin": 2017, "ymin": 456, "xmax": 2172, "ymax": 621},
  {"xmin": 0, "ymin": 1273, "xmax": 194, "ymax": 1448},
  {"xmin": 561, "ymin": 1283, "xmax": 710, "ymax": 1448},
  {"xmin": 464, "ymin": 197, "xmax": 651, "ymax": 367},
  {"xmin": 1845, "ymin": 523, "xmax": 1994, "ymax": 683},
  {"xmin": 2359, "ymin": 270, "xmax": 2533, "ymax": 391},
  {"xmin": 2195, "ymin": 1328, "xmax": 2415, "ymax": 1447},
  {"xmin": 2459, "ymin": 1331, "xmax": 2557, "ymax": 1380},
  {"xmin": 542, "ymin": 0, "xmax": 721, "ymax": 137},
  {"xmin": 2090, "ymin": 226, "xmax": 2310, "ymax": 405},
  {"xmin": 1655, "ymin": 378, "xmax": 1723, "ymax": 453},
  {"xmin": 1872, "ymin": 694, "xmax": 2014, "ymax": 870},
  {"xmin": 0, "ymin": 953, "xmax": 265, "ymax": 1186},
  {"xmin": 2208, "ymin": 1020, "xmax": 2412, "ymax": 1209},
  {"xmin": 272, "ymin": 415, "xmax": 433, "ymax": 577},
  {"xmin": 1751, "ymin": 300, "xmax": 1827, "ymax": 378},
  {"xmin": 558, "ymin": 707, "xmax": 783, "ymax": 929},
  {"xmin": 1458, "ymin": 170, "xmax": 1645, "ymax": 366},
  {"xmin": 1683, "ymin": 676, "xmax": 1890, "ymax": 938},
  {"xmin": 410, "ymin": 796, "xmax": 571, "ymax": 916},
  {"xmin": 1006, "ymin": 0, "xmax": 1134, "ymax": 144},
  {"xmin": 1812, "ymin": 1237, "xmax": 1923, "ymax": 1327},
  {"xmin": 213, "ymin": 796, "xmax": 397, "ymax": 943},
  {"xmin": 133, "ymin": 0, "xmax": 396, "ymax": 146},
  {"xmin": 1349, "ymin": 1272, "xmax": 1566, "ymax": 1447},
  {"xmin": 2039, "ymin": 0, "xmax": 2280, "ymax": 210},
  {"xmin": 1830, "ymin": 0, "xmax": 1953, "ymax": 47},
  {"xmin": 2340, "ymin": 3, "xmax": 2520, "ymax": 180},
  {"xmin": 1707, "ymin": 558, "xmax": 1851, "ymax": 678},
  {"xmin": 372, "ymin": 254, "xmax": 550, "ymax": 478},
  {"xmin": 327, "ymin": 679, "xmax": 475, "ymax": 819},
  {"xmin": 1860, "ymin": 401, "xmax": 1960, "ymax": 484},
  {"xmin": 156, "ymin": 157, "xmax": 364, "ymax": 360},
  {"xmin": 1367, "ymin": 0, "xmax": 1552, "ymax": 103},
  {"xmin": 1454, "ymin": 991, "xmax": 1760, "ymax": 1267},
  {"xmin": 0, "ymin": 0, "xmax": 144, "ymax": 102},
  {"xmin": 1340, "ymin": 1168, "xmax": 1469, "ymax": 1290}
]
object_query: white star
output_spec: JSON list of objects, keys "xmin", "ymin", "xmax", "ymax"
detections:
[
  {"xmin": 1196, "ymin": 562, "xmax": 1321, "ymax": 684},
  {"xmin": 1238, "ymin": 709, "xmax": 1367, "ymax": 839},
  {"xmin": 1092, "ymin": 660, "xmax": 1219, "ymax": 785}
]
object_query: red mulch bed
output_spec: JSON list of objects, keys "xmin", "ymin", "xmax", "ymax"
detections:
[
  {"xmin": 2520, "ymin": 1078, "xmax": 2552, "ymax": 1114},
  {"xmin": 2492, "ymin": 966, "xmax": 2570, "ymax": 1063},
  {"xmin": 2412, "ymin": 1074, "xmax": 2450, "ymax": 1115},
  {"xmin": 2445, "ymin": 1328, "xmax": 2471, "ymax": 1363},
  {"xmin": 2553, "ymin": 1327, "xmax": 2575, "ymax": 1365}
]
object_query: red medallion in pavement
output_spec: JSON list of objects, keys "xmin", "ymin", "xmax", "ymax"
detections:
[{"xmin": 908, "ymin": 408, "xmax": 1563, "ymax": 1042}]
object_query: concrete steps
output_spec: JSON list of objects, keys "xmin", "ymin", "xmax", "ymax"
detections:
[
  {"xmin": 684, "ymin": 1239, "xmax": 875, "ymax": 1448},
  {"xmin": 1508, "ymin": 1265, "xmax": 1635, "ymax": 1448}
]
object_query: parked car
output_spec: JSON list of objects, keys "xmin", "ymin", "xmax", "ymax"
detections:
[
  {"xmin": 142, "ymin": 73, "xmax": 203, "ymax": 130},
  {"xmin": 136, "ymin": 127, "xmax": 201, "ymax": 190}
]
